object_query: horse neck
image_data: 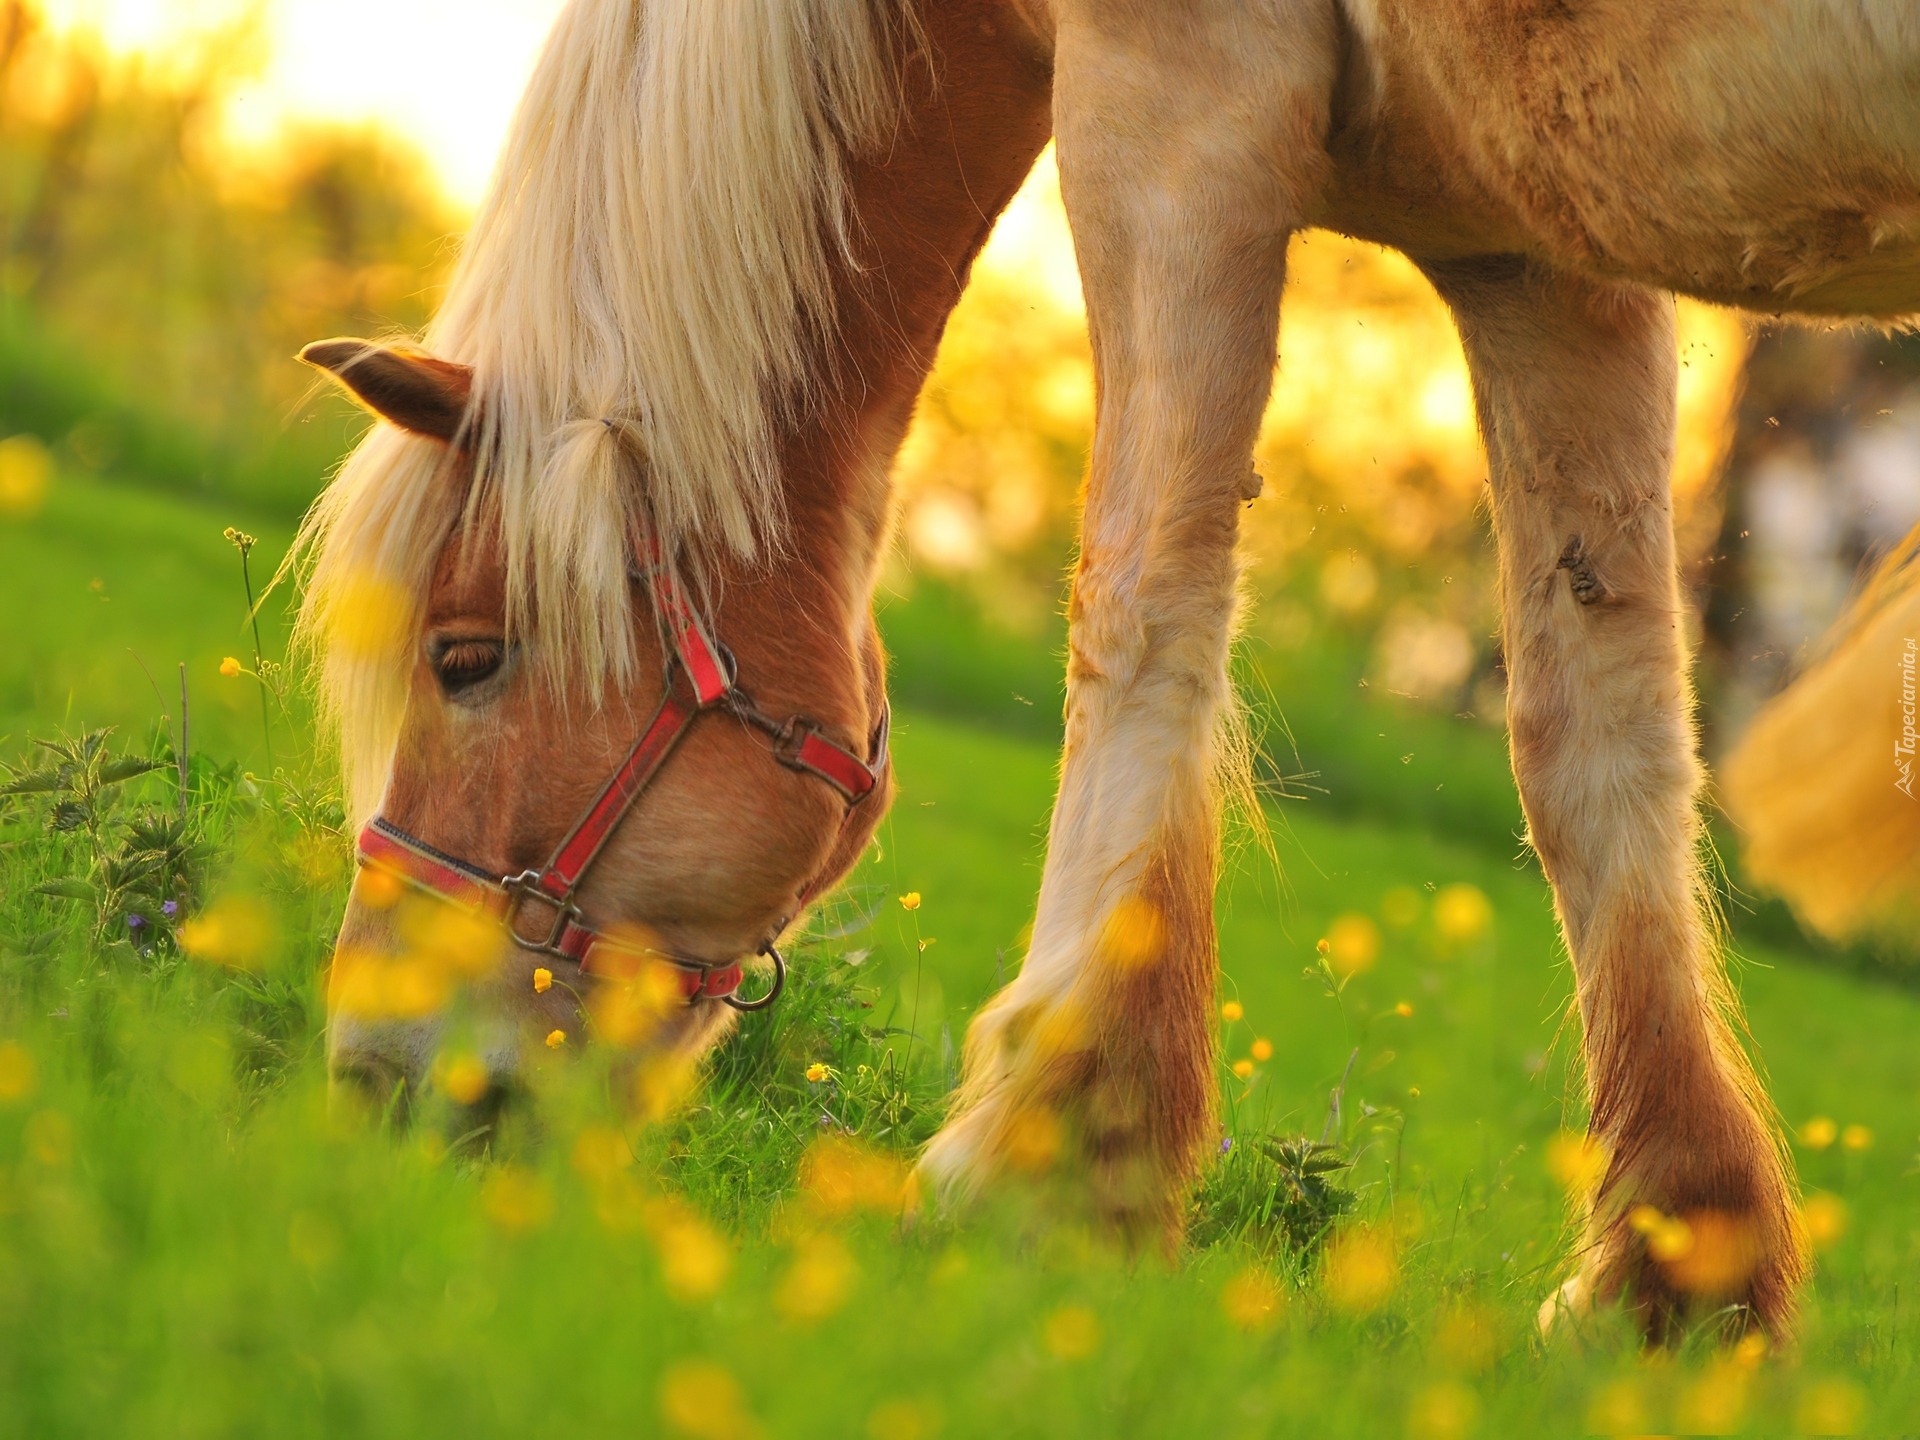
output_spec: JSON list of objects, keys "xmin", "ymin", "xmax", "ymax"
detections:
[{"xmin": 719, "ymin": 1, "xmax": 1053, "ymax": 711}]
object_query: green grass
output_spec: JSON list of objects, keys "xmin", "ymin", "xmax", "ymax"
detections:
[
  {"xmin": 0, "ymin": 473, "xmax": 298, "ymax": 769},
  {"xmin": 2, "ymin": 478, "xmax": 1919, "ymax": 1436}
]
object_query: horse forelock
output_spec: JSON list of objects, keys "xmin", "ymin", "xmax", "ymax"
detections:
[{"xmin": 294, "ymin": 0, "xmax": 915, "ymax": 818}]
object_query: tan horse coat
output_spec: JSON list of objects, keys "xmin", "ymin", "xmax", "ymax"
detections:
[
  {"xmin": 305, "ymin": 0, "xmax": 1920, "ymax": 1342},
  {"xmin": 930, "ymin": 0, "xmax": 1920, "ymax": 1338}
]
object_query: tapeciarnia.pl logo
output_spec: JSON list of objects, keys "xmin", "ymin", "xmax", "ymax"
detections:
[{"xmin": 1900, "ymin": 637, "xmax": 1917, "ymax": 799}]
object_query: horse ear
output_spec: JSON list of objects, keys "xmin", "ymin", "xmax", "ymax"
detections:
[{"xmin": 299, "ymin": 339, "xmax": 475, "ymax": 443}]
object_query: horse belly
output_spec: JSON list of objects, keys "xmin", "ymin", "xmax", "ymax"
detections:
[{"xmin": 1338, "ymin": 0, "xmax": 1920, "ymax": 316}]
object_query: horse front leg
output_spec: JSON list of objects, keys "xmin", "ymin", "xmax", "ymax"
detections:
[
  {"xmin": 920, "ymin": 0, "xmax": 1338, "ymax": 1241},
  {"xmin": 1426, "ymin": 257, "xmax": 1804, "ymax": 1340}
]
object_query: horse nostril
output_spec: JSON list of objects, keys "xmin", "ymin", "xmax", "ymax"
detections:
[
  {"xmin": 443, "ymin": 1076, "xmax": 517, "ymax": 1157},
  {"xmin": 329, "ymin": 1055, "xmax": 414, "ymax": 1126}
]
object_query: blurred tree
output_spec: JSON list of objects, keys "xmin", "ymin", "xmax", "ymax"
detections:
[
  {"xmin": 1703, "ymin": 323, "xmax": 1920, "ymax": 747},
  {"xmin": 0, "ymin": 0, "xmax": 457, "ymax": 513}
]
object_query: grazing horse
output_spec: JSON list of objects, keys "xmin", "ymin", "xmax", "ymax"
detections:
[{"xmin": 299, "ymin": 0, "xmax": 1920, "ymax": 1340}]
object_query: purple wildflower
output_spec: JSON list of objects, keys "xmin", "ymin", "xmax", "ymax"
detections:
[
  {"xmin": 161, "ymin": 900, "xmax": 178, "ymax": 918},
  {"xmin": 127, "ymin": 913, "xmax": 147, "ymax": 931},
  {"xmin": 1219, "ymin": 1136, "xmax": 1234, "ymax": 1155}
]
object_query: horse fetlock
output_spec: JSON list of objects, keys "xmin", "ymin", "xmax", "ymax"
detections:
[
  {"xmin": 1561, "ymin": 1100, "xmax": 1803, "ymax": 1342},
  {"xmin": 925, "ymin": 918, "xmax": 1215, "ymax": 1242},
  {"xmin": 923, "ymin": 1034, "xmax": 1202, "ymax": 1244}
]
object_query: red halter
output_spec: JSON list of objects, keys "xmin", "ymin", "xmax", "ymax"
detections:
[{"xmin": 354, "ymin": 559, "xmax": 888, "ymax": 1011}]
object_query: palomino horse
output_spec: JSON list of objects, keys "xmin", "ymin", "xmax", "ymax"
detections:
[{"xmin": 300, "ymin": 0, "xmax": 1920, "ymax": 1339}]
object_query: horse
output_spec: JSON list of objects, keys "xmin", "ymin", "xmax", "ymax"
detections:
[
  {"xmin": 296, "ymin": 0, "xmax": 1920, "ymax": 1342},
  {"xmin": 1723, "ymin": 525, "xmax": 1920, "ymax": 949}
]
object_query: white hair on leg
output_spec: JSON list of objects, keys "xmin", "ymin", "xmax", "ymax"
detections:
[{"xmin": 923, "ymin": 0, "xmax": 1335, "ymax": 1233}]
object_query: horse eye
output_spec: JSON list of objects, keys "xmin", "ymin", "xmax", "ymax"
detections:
[{"xmin": 432, "ymin": 639, "xmax": 505, "ymax": 695}]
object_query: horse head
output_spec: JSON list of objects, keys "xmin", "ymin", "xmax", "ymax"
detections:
[
  {"xmin": 306, "ymin": 339, "xmax": 892, "ymax": 1121},
  {"xmin": 293, "ymin": 0, "xmax": 1050, "ymax": 1129}
]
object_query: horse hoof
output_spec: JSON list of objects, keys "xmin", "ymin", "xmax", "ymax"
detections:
[{"xmin": 1538, "ymin": 1275, "xmax": 1589, "ymax": 1337}]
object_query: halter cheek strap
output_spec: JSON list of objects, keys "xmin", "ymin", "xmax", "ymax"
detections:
[{"xmin": 353, "ymin": 559, "xmax": 887, "ymax": 1011}]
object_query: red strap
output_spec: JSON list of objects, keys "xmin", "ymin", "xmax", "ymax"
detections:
[
  {"xmin": 578, "ymin": 933, "xmax": 743, "ymax": 1000},
  {"xmin": 791, "ymin": 727, "xmax": 879, "ymax": 801},
  {"xmin": 538, "ymin": 691, "xmax": 698, "ymax": 900},
  {"xmin": 639, "ymin": 543, "xmax": 731, "ymax": 705},
  {"xmin": 355, "ymin": 820, "xmax": 744, "ymax": 1003},
  {"xmin": 672, "ymin": 609, "xmax": 732, "ymax": 705},
  {"xmin": 359, "ymin": 820, "xmax": 508, "ymax": 918}
]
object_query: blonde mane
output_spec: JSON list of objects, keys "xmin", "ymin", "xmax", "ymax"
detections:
[{"xmin": 295, "ymin": 0, "xmax": 908, "ymax": 818}]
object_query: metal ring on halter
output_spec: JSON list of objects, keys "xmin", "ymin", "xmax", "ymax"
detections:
[{"xmin": 724, "ymin": 944, "xmax": 787, "ymax": 1012}]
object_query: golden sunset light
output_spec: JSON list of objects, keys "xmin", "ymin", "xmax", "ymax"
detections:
[
  {"xmin": 36, "ymin": 0, "xmax": 568, "ymax": 204},
  {"xmin": 6, "ymin": 9, "xmax": 1920, "ymax": 1426}
]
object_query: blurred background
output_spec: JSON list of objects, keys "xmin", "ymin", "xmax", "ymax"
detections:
[{"xmin": 2, "ymin": 0, "xmax": 1917, "ymax": 974}]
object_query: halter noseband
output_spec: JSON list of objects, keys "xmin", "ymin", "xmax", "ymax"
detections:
[{"xmin": 353, "ymin": 556, "xmax": 888, "ymax": 1013}]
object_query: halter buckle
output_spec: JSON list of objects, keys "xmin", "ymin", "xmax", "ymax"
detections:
[
  {"xmin": 767, "ymin": 715, "xmax": 820, "ymax": 769},
  {"xmin": 500, "ymin": 869, "xmax": 581, "ymax": 957}
]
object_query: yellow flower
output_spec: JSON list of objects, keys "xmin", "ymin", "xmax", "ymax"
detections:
[
  {"xmin": 176, "ymin": 896, "xmax": 276, "ymax": 971},
  {"xmin": 799, "ymin": 1136, "xmax": 909, "ymax": 1214},
  {"xmin": 1220, "ymin": 1001, "xmax": 1244, "ymax": 1023},
  {"xmin": 0, "ymin": 1041, "xmax": 37, "ymax": 1104},
  {"xmin": 1098, "ymin": 895, "xmax": 1166, "ymax": 970},
  {"xmin": 1408, "ymin": 1382, "xmax": 1481, "ymax": 1440},
  {"xmin": 532, "ymin": 966, "xmax": 553, "ymax": 994},
  {"xmin": 776, "ymin": 1233, "xmax": 857, "ymax": 1323},
  {"xmin": 481, "ymin": 1166, "xmax": 552, "ymax": 1232},
  {"xmin": 1043, "ymin": 1305, "xmax": 1100, "ymax": 1361},
  {"xmin": 354, "ymin": 866, "xmax": 404, "ymax": 911},
  {"xmin": 1250, "ymin": 1038, "xmax": 1273, "ymax": 1062},
  {"xmin": 441, "ymin": 1054, "xmax": 489, "ymax": 1106},
  {"xmin": 1628, "ymin": 1204, "xmax": 1695, "ymax": 1262},
  {"xmin": 219, "ymin": 656, "xmax": 242, "ymax": 677},
  {"xmin": 1004, "ymin": 1107, "xmax": 1063, "ymax": 1174},
  {"xmin": 1232, "ymin": 1059, "xmax": 1254, "ymax": 1079},
  {"xmin": 1795, "ymin": 1380, "xmax": 1867, "ymax": 1438},
  {"xmin": 326, "ymin": 569, "xmax": 413, "ymax": 661},
  {"xmin": 1324, "ymin": 914, "xmax": 1382, "ymax": 977},
  {"xmin": 1220, "ymin": 1268, "xmax": 1283, "ymax": 1332},
  {"xmin": 899, "ymin": 892, "xmax": 922, "ymax": 911},
  {"xmin": 1324, "ymin": 1226, "xmax": 1398, "ymax": 1313},
  {"xmin": 1842, "ymin": 1124, "xmax": 1873, "ymax": 1151},
  {"xmin": 1433, "ymin": 883, "xmax": 1493, "ymax": 943},
  {"xmin": 1546, "ymin": 1132, "xmax": 1610, "ymax": 1198},
  {"xmin": 1395, "ymin": 1001, "xmax": 1414, "ymax": 1017},
  {"xmin": 805, "ymin": 1063, "xmax": 829, "ymax": 1083},
  {"xmin": 659, "ymin": 1359, "xmax": 756, "ymax": 1440},
  {"xmin": 1800, "ymin": 1116, "xmax": 1838, "ymax": 1150},
  {"xmin": 0, "ymin": 434, "xmax": 52, "ymax": 517},
  {"xmin": 646, "ymin": 1199, "xmax": 734, "ymax": 1301},
  {"xmin": 1802, "ymin": 1192, "xmax": 1848, "ymax": 1251},
  {"xmin": 545, "ymin": 1028, "xmax": 567, "ymax": 1049}
]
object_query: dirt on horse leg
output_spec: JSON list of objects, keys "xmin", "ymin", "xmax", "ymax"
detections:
[
  {"xmin": 920, "ymin": 0, "xmax": 1338, "ymax": 1240},
  {"xmin": 1427, "ymin": 257, "xmax": 1804, "ymax": 1339}
]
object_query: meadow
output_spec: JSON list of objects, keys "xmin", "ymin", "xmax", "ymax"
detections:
[{"xmin": 0, "ymin": 471, "xmax": 1916, "ymax": 1438}]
